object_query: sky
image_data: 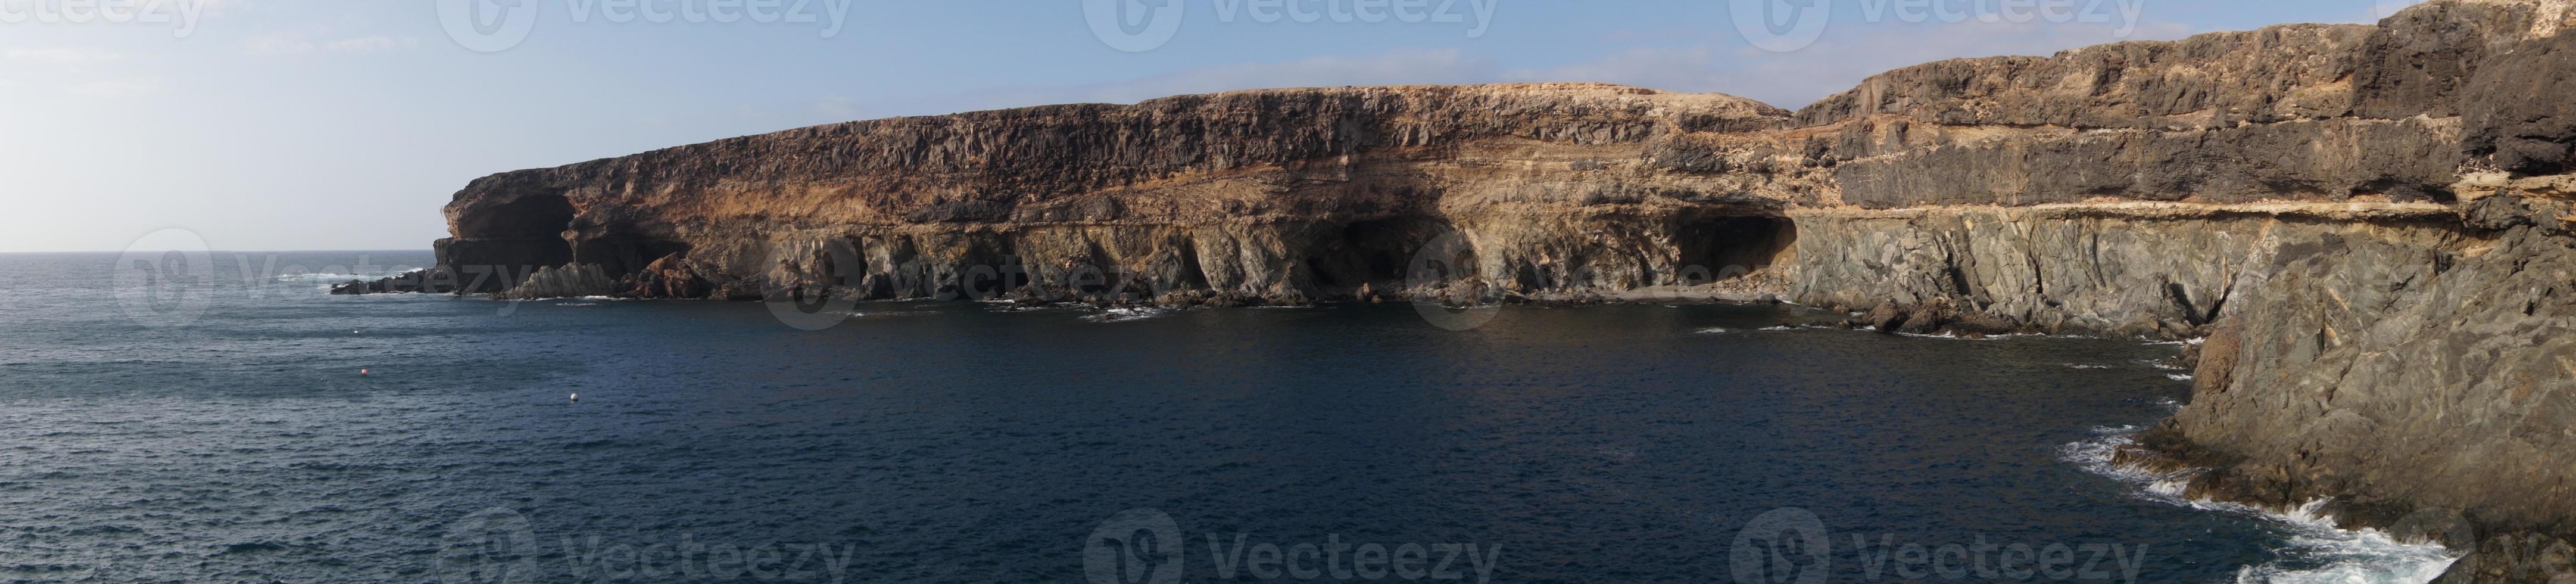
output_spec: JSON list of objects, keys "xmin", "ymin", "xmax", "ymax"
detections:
[{"xmin": 0, "ymin": 0, "xmax": 2427, "ymax": 252}]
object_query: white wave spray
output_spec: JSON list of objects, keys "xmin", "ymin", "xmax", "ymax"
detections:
[{"xmin": 2062, "ymin": 429, "xmax": 2460, "ymax": 584}]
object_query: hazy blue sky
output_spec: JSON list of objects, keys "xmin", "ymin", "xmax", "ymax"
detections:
[{"xmin": 2, "ymin": 0, "xmax": 2420, "ymax": 251}]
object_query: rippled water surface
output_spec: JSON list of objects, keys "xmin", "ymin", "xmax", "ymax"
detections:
[{"xmin": 0, "ymin": 251, "xmax": 2419, "ymax": 582}]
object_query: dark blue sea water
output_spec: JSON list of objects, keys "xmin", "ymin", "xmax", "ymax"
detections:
[{"xmin": 0, "ymin": 250, "xmax": 2450, "ymax": 583}]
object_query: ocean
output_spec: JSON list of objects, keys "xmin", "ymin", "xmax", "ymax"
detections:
[{"xmin": 0, "ymin": 250, "xmax": 2453, "ymax": 583}]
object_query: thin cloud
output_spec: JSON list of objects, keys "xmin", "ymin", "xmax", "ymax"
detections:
[
  {"xmin": 323, "ymin": 36, "xmax": 400, "ymax": 54},
  {"xmin": 63, "ymin": 78, "xmax": 163, "ymax": 98},
  {"xmin": 5, "ymin": 48, "xmax": 152, "ymax": 97},
  {"xmin": 247, "ymin": 33, "xmax": 409, "ymax": 57},
  {"xmin": 813, "ymin": 97, "xmax": 861, "ymax": 120},
  {"xmin": 5, "ymin": 48, "xmax": 123, "ymax": 67},
  {"xmin": 245, "ymin": 34, "xmax": 316, "ymax": 56}
]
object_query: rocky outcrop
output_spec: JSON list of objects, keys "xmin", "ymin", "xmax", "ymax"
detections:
[
  {"xmin": 357, "ymin": 1, "xmax": 2576, "ymax": 579},
  {"xmin": 357, "ymin": 83, "xmax": 1817, "ymax": 305},
  {"xmin": 2132, "ymin": 196, "xmax": 2576, "ymax": 582},
  {"xmin": 1794, "ymin": 24, "xmax": 2377, "ymax": 129},
  {"xmin": 1786, "ymin": 2, "xmax": 2576, "ymax": 579},
  {"xmin": 1788, "ymin": 202, "xmax": 2468, "ymax": 338}
]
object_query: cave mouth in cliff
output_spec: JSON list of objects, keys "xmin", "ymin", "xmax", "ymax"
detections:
[
  {"xmin": 436, "ymin": 192, "xmax": 581, "ymax": 294},
  {"xmin": 1676, "ymin": 215, "xmax": 1797, "ymax": 285},
  {"xmin": 575, "ymin": 234, "xmax": 693, "ymax": 279},
  {"xmin": 1297, "ymin": 215, "xmax": 1798, "ymax": 293},
  {"xmin": 460, "ymin": 192, "xmax": 576, "ymax": 241},
  {"xmin": 1303, "ymin": 218, "xmax": 1458, "ymax": 293}
]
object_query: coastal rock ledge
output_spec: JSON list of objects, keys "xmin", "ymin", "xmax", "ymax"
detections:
[{"xmin": 348, "ymin": 1, "xmax": 2576, "ymax": 579}]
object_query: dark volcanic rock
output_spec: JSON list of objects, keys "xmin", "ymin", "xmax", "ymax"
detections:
[
  {"xmin": 2463, "ymin": 29, "xmax": 2576, "ymax": 173},
  {"xmin": 328, "ymin": 268, "xmax": 458, "ymax": 295},
  {"xmin": 1830, "ymin": 118, "xmax": 2466, "ymax": 208},
  {"xmin": 1796, "ymin": 24, "xmax": 2375, "ymax": 129},
  {"xmin": 2353, "ymin": 0, "xmax": 2571, "ymax": 119},
  {"xmin": 624, "ymin": 253, "xmax": 707, "ymax": 299}
]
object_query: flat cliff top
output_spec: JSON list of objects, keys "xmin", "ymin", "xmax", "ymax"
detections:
[{"xmin": 444, "ymin": 82, "xmax": 1802, "ymax": 240}]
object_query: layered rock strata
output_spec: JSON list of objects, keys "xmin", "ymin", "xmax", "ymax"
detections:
[
  {"xmin": 350, "ymin": 1, "xmax": 2576, "ymax": 580},
  {"xmin": 351, "ymin": 84, "xmax": 1814, "ymax": 306}
]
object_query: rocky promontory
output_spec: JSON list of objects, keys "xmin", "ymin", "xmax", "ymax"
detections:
[{"xmin": 353, "ymin": 1, "xmax": 2576, "ymax": 580}]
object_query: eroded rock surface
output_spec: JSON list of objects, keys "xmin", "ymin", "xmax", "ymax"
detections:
[
  {"xmin": 355, "ymin": 1, "xmax": 2576, "ymax": 579},
  {"xmin": 357, "ymin": 83, "xmax": 1816, "ymax": 304}
]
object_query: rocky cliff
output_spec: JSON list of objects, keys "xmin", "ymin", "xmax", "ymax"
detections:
[
  {"xmin": 359, "ymin": 83, "xmax": 1816, "ymax": 306},
  {"xmin": 355, "ymin": 1, "xmax": 2576, "ymax": 580}
]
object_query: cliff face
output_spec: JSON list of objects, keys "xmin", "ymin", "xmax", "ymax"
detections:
[
  {"xmin": 401, "ymin": 83, "xmax": 1819, "ymax": 306},
  {"xmin": 366, "ymin": 1, "xmax": 2576, "ymax": 580},
  {"xmin": 1780, "ymin": 5, "xmax": 2576, "ymax": 579}
]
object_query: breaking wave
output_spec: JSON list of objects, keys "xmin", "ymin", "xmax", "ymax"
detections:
[
  {"xmin": 2063, "ymin": 429, "xmax": 2460, "ymax": 584},
  {"xmin": 1083, "ymin": 307, "xmax": 1175, "ymax": 323}
]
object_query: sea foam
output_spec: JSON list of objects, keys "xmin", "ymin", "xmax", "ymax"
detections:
[{"xmin": 2062, "ymin": 430, "xmax": 2460, "ymax": 584}]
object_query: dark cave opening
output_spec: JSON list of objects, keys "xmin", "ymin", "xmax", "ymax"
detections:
[
  {"xmin": 1171, "ymin": 242, "xmax": 1212, "ymax": 291},
  {"xmin": 1305, "ymin": 218, "xmax": 1457, "ymax": 292},
  {"xmin": 440, "ymin": 192, "xmax": 579, "ymax": 293},
  {"xmin": 575, "ymin": 234, "xmax": 693, "ymax": 280},
  {"xmin": 947, "ymin": 244, "xmax": 1030, "ymax": 301},
  {"xmin": 1674, "ymin": 215, "xmax": 1798, "ymax": 286},
  {"xmin": 1301, "ymin": 214, "xmax": 1798, "ymax": 294},
  {"xmin": 456, "ymin": 192, "xmax": 575, "ymax": 242}
]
